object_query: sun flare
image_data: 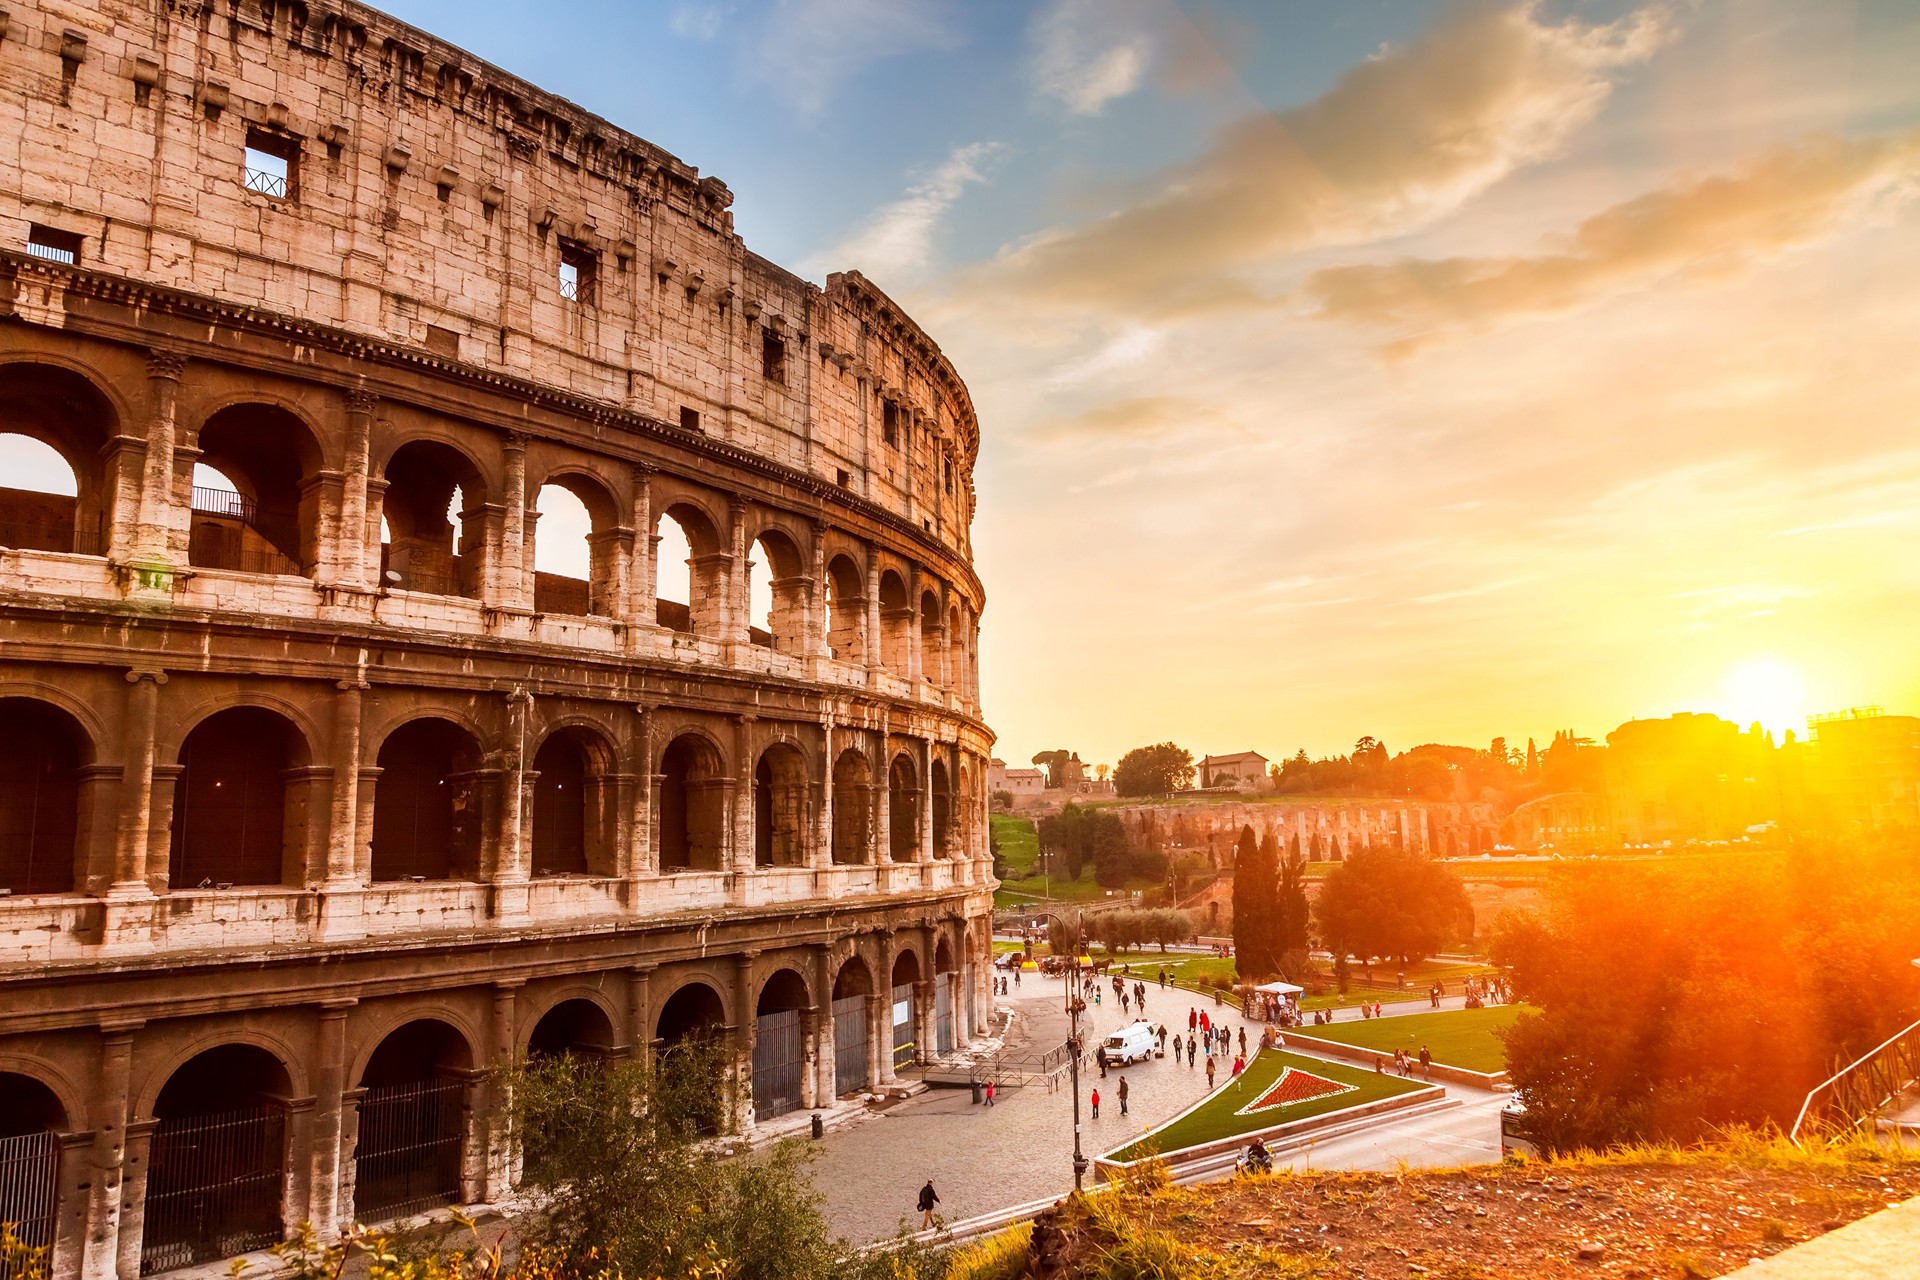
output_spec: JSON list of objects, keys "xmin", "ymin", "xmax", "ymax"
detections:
[{"xmin": 1719, "ymin": 658, "xmax": 1808, "ymax": 738}]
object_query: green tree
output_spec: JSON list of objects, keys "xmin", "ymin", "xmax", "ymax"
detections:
[
  {"xmin": 1031, "ymin": 748, "xmax": 1073, "ymax": 789},
  {"xmin": 1276, "ymin": 835, "xmax": 1310, "ymax": 955},
  {"xmin": 1113, "ymin": 742, "xmax": 1195, "ymax": 797},
  {"xmin": 1314, "ymin": 845, "xmax": 1472, "ymax": 964},
  {"xmin": 1230, "ymin": 826, "xmax": 1278, "ymax": 978}
]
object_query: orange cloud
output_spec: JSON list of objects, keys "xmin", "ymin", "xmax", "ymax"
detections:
[
  {"xmin": 1304, "ymin": 129, "xmax": 1920, "ymax": 345},
  {"xmin": 975, "ymin": 0, "xmax": 1670, "ymax": 314}
]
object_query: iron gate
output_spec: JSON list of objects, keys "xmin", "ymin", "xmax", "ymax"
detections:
[
  {"xmin": 752, "ymin": 1010, "xmax": 805, "ymax": 1120},
  {"xmin": 832, "ymin": 994, "xmax": 869, "ymax": 1095},
  {"xmin": 0, "ymin": 1130, "xmax": 58, "ymax": 1272},
  {"xmin": 891, "ymin": 983, "xmax": 916, "ymax": 1070},
  {"xmin": 140, "ymin": 1107, "xmax": 285, "ymax": 1274},
  {"xmin": 353, "ymin": 1078, "xmax": 465, "ymax": 1224},
  {"xmin": 934, "ymin": 973, "xmax": 954, "ymax": 1055}
]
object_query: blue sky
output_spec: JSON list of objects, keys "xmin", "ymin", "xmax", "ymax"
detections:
[{"xmin": 368, "ymin": 0, "xmax": 1920, "ymax": 770}]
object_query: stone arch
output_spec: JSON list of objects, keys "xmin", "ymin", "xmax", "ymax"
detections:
[
  {"xmin": 919, "ymin": 588, "xmax": 942, "ymax": 685},
  {"xmin": 833, "ymin": 956, "xmax": 873, "ymax": 998},
  {"xmin": 658, "ymin": 731, "xmax": 727, "ymax": 872},
  {"xmin": 947, "ymin": 602, "xmax": 969, "ymax": 699},
  {"xmin": 824, "ymin": 553, "xmax": 866, "ymax": 663},
  {"xmin": 890, "ymin": 946, "xmax": 923, "ymax": 989},
  {"xmin": 652, "ymin": 979, "xmax": 728, "ymax": 1133},
  {"xmin": 353, "ymin": 1017, "xmax": 475, "ymax": 1224},
  {"xmin": 190, "ymin": 401, "xmax": 327, "ymax": 577},
  {"xmin": 753, "ymin": 741, "xmax": 809, "ymax": 868},
  {"xmin": 530, "ymin": 722, "xmax": 620, "ymax": 877},
  {"xmin": 370, "ymin": 717, "xmax": 485, "ymax": 881},
  {"xmin": 750, "ymin": 966, "xmax": 811, "ymax": 1120},
  {"xmin": 0, "ymin": 1066, "xmax": 67, "ymax": 1251},
  {"xmin": 0, "ymin": 1055, "xmax": 84, "ymax": 1135},
  {"xmin": 0, "ymin": 359, "xmax": 122, "ymax": 555},
  {"xmin": 757, "ymin": 966, "xmax": 811, "ymax": 1014},
  {"xmin": 877, "ymin": 569, "xmax": 911, "ymax": 672},
  {"xmin": 934, "ymin": 935, "xmax": 957, "ymax": 974},
  {"xmin": 167, "ymin": 706, "xmax": 313, "ymax": 889},
  {"xmin": 0, "ymin": 696, "xmax": 94, "ymax": 896},
  {"xmin": 379, "ymin": 437, "xmax": 491, "ymax": 597},
  {"xmin": 654, "ymin": 499, "xmax": 726, "ymax": 635},
  {"xmin": 746, "ymin": 526, "xmax": 807, "ymax": 651},
  {"xmin": 888, "ymin": 751, "xmax": 920, "ymax": 860},
  {"xmin": 525, "ymin": 996, "xmax": 618, "ymax": 1059},
  {"xmin": 831, "ymin": 747, "xmax": 872, "ymax": 865},
  {"xmin": 532, "ymin": 468, "xmax": 624, "ymax": 617},
  {"xmin": 929, "ymin": 756, "xmax": 953, "ymax": 858}
]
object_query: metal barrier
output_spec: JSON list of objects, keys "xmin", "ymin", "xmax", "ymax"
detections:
[
  {"xmin": 140, "ymin": 1106, "xmax": 285, "ymax": 1274},
  {"xmin": 753, "ymin": 1009, "xmax": 805, "ymax": 1120},
  {"xmin": 0, "ymin": 1130, "xmax": 58, "ymax": 1271},
  {"xmin": 353, "ymin": 1078, "xmax": 466, "ymax": 1224},
  {"xmin": 833, "ymin": 995, "xmax": 871, "ymax": 1096},
  {"xmin": 1792, "ymin": 1016, "xmax": 1920, "ymax": 1145}
]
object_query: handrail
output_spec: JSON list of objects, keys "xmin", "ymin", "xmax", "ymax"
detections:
[{"xmin": 1791, "ymin": 1015, "xmax": 1920, "ymax": 1145}]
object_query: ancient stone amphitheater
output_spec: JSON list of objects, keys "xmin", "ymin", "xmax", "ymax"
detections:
[{"xmin": 0, "ymin": 2, "xmax": 995, "ymax": 1275}]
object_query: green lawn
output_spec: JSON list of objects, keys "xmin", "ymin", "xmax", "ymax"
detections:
[
  {"xmin": 1108, "ymin": 1049, "xmax": 1426, "ymax": 1162},
  {"xmin": 1298, "ymin": 1005, "xmax": 1525, "ymax": 1073},
  {"xmin": 991, "ymin": 814, "xmax": 1040, "ymax": 875}
]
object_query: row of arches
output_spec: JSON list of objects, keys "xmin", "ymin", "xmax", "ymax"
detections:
[
  {"xmin": 0, "ymin": 942, "xmax": 972, "ymax": 1273},
  {"xmin": 0, "ymin": 360, "xmax": 980, "ymax": 695},
  {"xmin": 0, "ymin": 696, "xmax": 977, "ymax": 894}
]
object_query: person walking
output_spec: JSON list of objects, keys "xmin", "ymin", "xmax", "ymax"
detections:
[
  {"xmin": 918, "ymin": 1179, "xmax": 940, "ymax": 1230},
  {"xmin": 1205, "ymin": 1056, "xmax": 1217, "ymax": 1089},
  {"xmin": 1419, "ymin": 1045, "xmax": 1432, "ymax": 1080},
  {"xmin": 1187, "ymin": 1038, "xmax": 1197, "ymax": 1067},
  {"xmin": 984, "ymin": 1079, "xmax": 995, "ymax": 1107},
  {"xmin": 1090, "ymin": 1087, "xmax": 1101, "ymax": 1119},
  {"xmin": 1189, "ymin": 1007, "xmax": 1198, "ymax": 1032},
  {"xmin": 1238, "ymin": 1027, "xmax": 1247, "ymax": 1057},
  {"xmin": 1117, "ymin": 1076, "xmax": 1130, "ymax": 1116},
  {"xmin": 1231, "ymin": 1054, "xmax": 1245, "ymax": 1079},
  {"xmin": 1157, "ymin": 1025, "xmax": 1168, "ymax": 1053}
]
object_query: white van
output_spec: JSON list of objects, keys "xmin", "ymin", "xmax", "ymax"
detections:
[{"xmin": 1101, "ymin": 1022, "xmax": 1158, "ymax": 1065}]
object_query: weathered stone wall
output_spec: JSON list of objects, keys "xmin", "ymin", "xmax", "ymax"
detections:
[{"xmin": 1114, "ymin": 799, "xmax": 1502, "ymax": 864}]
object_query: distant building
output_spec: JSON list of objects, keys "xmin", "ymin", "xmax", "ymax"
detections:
[
  {"xmin": 988, "ymin": 759, "xmax": 1047, "ymax": 797},
  {"xmin": 1809, "ymin": 708, "xmax": 1920, "ymax": 830},
  {"xmin": 1605, "ymin": 713, "xmax": 1775, "ymax": 844},
  {"xmin": 1197, "ymin": 751, "xmax": 1270, "ymax": 790}
]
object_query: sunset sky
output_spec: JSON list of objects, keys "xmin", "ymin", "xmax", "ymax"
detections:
[{"xmin": 113, "ymin": 1, "xmax": 1920, "ymax": 767}]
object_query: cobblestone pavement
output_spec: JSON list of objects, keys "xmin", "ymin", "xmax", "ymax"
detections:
[{"xmin": 806, "ymin": 970, "xmax": 1504, "ymax": 1244}]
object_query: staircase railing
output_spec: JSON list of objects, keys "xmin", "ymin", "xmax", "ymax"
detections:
[{"xmin": 1791, "ymin": 1016, "xmax": 1920, "ymax": 1145}]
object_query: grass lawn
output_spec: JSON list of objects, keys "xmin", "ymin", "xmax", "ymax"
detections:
[
  {"xmin": 1108, "ymin": 1048, "xmax": 1426, "ymax": 1162},
  {"xmin": 1300, "ymin": 1005, "xmax": 1526, "ymax": 1073},
  {"xmin": 991, "ymin": 814, "xmax": 1040, "ymax": 875}
]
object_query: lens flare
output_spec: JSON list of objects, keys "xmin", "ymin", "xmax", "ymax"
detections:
[{"xmin": 1720, "ymin": 658, "xmax": 1808, "ymax": 737}]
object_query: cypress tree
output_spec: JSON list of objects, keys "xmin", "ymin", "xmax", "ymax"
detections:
[
  {"xmin": 1277, "ymin": 836, "xmax": 1310, "ymax": 958},
  {"xmin": 1232, "ymin": 826, "xmax": 1280, "ymax": 978}
]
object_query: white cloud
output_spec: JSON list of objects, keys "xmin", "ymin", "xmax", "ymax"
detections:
[
  {"xmin": 804, "ymin": 141, "xmax": 1004, "ymax": 286},
  {"xmin": 744, "ymin": 0, "xmax": 957, "ymax": 117},
  {"xmin": 1030, "ymin": 0, "xmax": 1155, "ymax": 116},
  {"xmin": 669, "ymin": 3, "xmax": 732, "ymax": 40}
]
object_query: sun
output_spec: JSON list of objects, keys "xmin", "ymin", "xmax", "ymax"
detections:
[{"xmin": 1719, "ymin": 657, "xmax": 1808, "ymax": 738}]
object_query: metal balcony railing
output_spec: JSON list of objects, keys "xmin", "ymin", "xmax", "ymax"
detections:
[
  {"xmin": 191, "ymin": 487, "xmax": 256, "ymax": 521},
  {"xmin": 1792, "ymin": 1016, "xmax": 1920, "ymax": 1144},
  {"xmin": 243, "ymin": 166, "xmax": 288, "ymax": 198}
]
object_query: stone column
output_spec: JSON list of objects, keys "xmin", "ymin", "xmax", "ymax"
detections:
[
  {"xmin": 112, "ymin": 1117, "xmax": 156, "ymax": 1280},
  {"xmin": 50, "ymin": 1130, "xmax": 91, "ymax": 1280},
  {"xmin": 484, "ymin": 981, "xmax": 521, "ymax": 1200},
  {"xmin": 806, "ymin": 519, "xmax": 829, "ymax": 664},
  {"xmin": 335, "ymin": 389, "xmax": 376, "ymax": 588},
  {"xmin": 813, "ymin": 718, "xmax": 834, "ymax": 871},
  {"xmin": 732, "ymin": 951, "xmax": 759, "ymax": 1134},
  {"xmin": 874, "ymin": 933, "xmax": 897, "ymax": 1085},
  {"xmin": 492, "ymin": 432, "xmax": 530, "ymax": 610},
  {"xmin": 111, "ymin": 670, "xmax": 164, "ymax": 896},
  {"xmin": 918, "ymin": 738, "xmax": 934, "ymax": 863},
  {"xmin": 913, "ymin": 979, "xmax": 935, "ymax": 1065},
  {"xmin": 627, "ymin": 705, "xmax": 657, "ymax": 889},
  {"xmin": 493, "ymin": 689, "xmax": 534, "ymax": 887},
  {"xmin": 726, "ymin": 495, "xmax": 749, "ymax": 650},
  {"xmin": 872, "ymin": 728, "xmax": 891, "ymax": 866},
  {"xmin": 325, "ymin": 678, "xmax": 366, "ymax": 886},
  {"xmin": 863, "ymin": 546, "xmax": 883, "ymax": 684},
  {"xmin": 905, "ymin": 564, "xmax": 923, "ymax": 685},
  {"xmin": 132, "ymin": 351, "xmax": 185, "ymax": 566},
  {"xmin": 626, "ymin": 464, "xmax": 656, "ymax": 629},
  {"xmin": 810, "ymin": 944, "xmax": 836, "ymax": 1105},
  {"xmin": 625, "ymin": 965, "xmax": 656, "ymax": 1071},
  {"xmin": 307, "ymin": 1000, "xmax": 355, "ymax": 1238},
  {"xmin": 80, "ymin": 1024, "xmax": 137, "ymax": 1280}
]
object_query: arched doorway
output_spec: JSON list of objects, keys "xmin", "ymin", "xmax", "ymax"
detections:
[
  {"xmin": 657, "ymin": 734, "xmax": 724, "ymax": 872},
  {"xmin": 876, "ymin": 571, "xmax": 910, "ymax": 672},
  {"xmin": 530, "ymin": 476, "xmax": 620, "ymax": 617},
  {"xmin": 190, "ymin": 405, "xmax": 323, "ymax": 577},
  {"xmin": 929, "ymin": 758, "xmax": 952, "ymax": 859},
  {"xmin": 0, "ymin": 1072, "xmax": 66, "ymax": 1256},
  {"xmin": 380, "ymin": 441, "xmax": 487, "ymax": 597},
  {"xmin": 169, "ymin": 708, "xmax": 305, "ymax": 889},
  {"xmin": 831, "ymin": 960, "xmax": 872, "ymax": 1097},
  {"xmin": 746, "ymin": 530, "xmax": 806, "ymax": 651},
  {"xmin": 889, "ymin": 950, "xmax": 922, "ymax": 1072},
  {"xmin": 0, "ymin": 698, "xmax": 88, "ymax": 895},
  {"xmin": 354, "ymin": 1020, "xmax": 471, "ymax": 1224},
  {"xmin": 654, "ymin": 503, "xmax": 724, "ymax": 635},
  {"xmin": 918, "ymin": 590, "xmax": 942, "ymax": 685},
  {"xmin": 823, "ymin": 555, "xmax": 865, "ymax": 663},
  {"xmin": 530, "ymin": 731, "xmax": 589, "ymax": 876},
  {"xmin": 526, "ymin": 999, "xmax": 615, "ymax": 1060},
  {"xmin": 370, "ymin": 720, "xmax": 482, "ymax": 882},
  {"xmin": 933, "ymin": 937, "xmax": 959, "ymax": 1055},
  {"xmin": 888, "ymin": 754, "xmax": 919, "ymax": 860},
  {"xmin": 654, "ymin": 983, "xmax": 727, "ymax": 1135},
  {"xmin": 142, "ymin": 1046, "xmax": 292, "ymax": 1273},
  {"xmin": 753, "ymin": 744, "xmax": 807, "ymax": 868},
  {"xmin": 0, "ymin": 362, "xmax": 117, "ymax": 556},
  {"xmin": 752, "ymin": 970, "xmax": 809, "ymax": 1120},
  {"xmin": 830, "ymin": 750, "xmax": 871, "ymax": 865}
]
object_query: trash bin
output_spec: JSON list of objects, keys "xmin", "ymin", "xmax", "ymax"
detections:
[
  {"xmin": 1213, "ymin": 990, "xmax": 1223, "ymax": 1006},
  {"xmin": 970, "ymin": 1080, "xmax": 983, "ymax": 1105},
  {"xmin": 810, "ymin": 1113, "xmax": 824, "ymax": 1140}
]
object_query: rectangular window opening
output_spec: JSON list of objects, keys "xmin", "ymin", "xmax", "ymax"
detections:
[
  {"xmin": 882, "ymin": 400, "xmax": 899, "ymax": 447},
  {"xmin": 761, "ymin": 329, "xmax": 787, "ymax": 384},
  {"xmin": 25, "ymin": 224, "xmax": 82, "ymax": 266},
  {"xmin": 680, "ymin": 406, "xmax": 701, "ymax": 433},
  {"xmin": 559, "ymin": 241, "xmax": 598, "ymax": 305},
  {"xmin": 243, "ymin": 129, "xmax": 298, "ymax": 200}
]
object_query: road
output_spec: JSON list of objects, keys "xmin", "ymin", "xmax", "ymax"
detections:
[{"xmin": 806, "ymin": 971, "xmax": 1506, "ymax": 1244}]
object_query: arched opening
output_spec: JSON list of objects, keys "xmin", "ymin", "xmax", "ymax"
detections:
[
  {"xmin": 169, "ymin": 708, "xmax": 306, "ymax": 889},
  {"xmin": 143, "ymin": 1045, "xmax": 293, "ymax": 1273},
  {"xmin": 919, "ymin": 590, "xmax": 942, "ymax": 685},
  {"xmin": 831, "ymin": 749, "xmax": 872, "ymax": 865},
  {"xmin": 824, "ymin": 554, "xmax": 865, "ymax": 664},
  {"xmin": 888, "ymin": 753, "xmax": 920, "ymax": 861},
  {"xmin": 355, "ymin": 1020, "xmax": 472, "ymax": 1224},
  {"xmin": 831, "ymin": 959, "xmax": 873, "ymax": 1096},
  {"xmin": 929, "ymin": 758, "xmax": 952, "ymax": 859},
  {"xmin": 889, "ymin": 949, "xmax": 922, "ymax": 1071},
  {"xmin": 371, "ymin": 720, "xmax": 483, "ymax": 882},
  {"xmin": 654, "ymin": 982, "xmax": 727, "ymax": 1135},
  {"xmin": 877, "ymin": 571, "xmax": 911, "ymax": 673},
  {"xmin": 526, "ymin": 998, "xmax": 615, "ymax": 1060},
  {"xmin": 654, "ymin": 503, "xmax": 722, "ymax": 635},
  {"xmin": 0, "ymin": 698, "xmax": 88, "ymax": 895},
  {"xmin": 381, "ymin": 441, "xmax": 487, "ymax": 597},
  {"xmin": 190, "ymin": 405, "xmax": 323, "ymax": 576},
  {"xmin": 933, "ymin": 935, "xmax": 959, "ymax": 1054},
  {"xmin": 753, "ymin": 969, "xmax": 810, "ymax": 1120},
  {"xmin": 657, "ymin": 734, "xmax": 725, "ymax": 872},
  {"xmin": 530, "ymin": 729, "xmax": 606, "ymax": 878},
  {"xmin": 753, "ymin": 743, "xmax": 808, "ymax": 868},
  {"xmin": 0, "ymin": 1073, "xmax": 66, "ymax": 1255},
  {"xmin": 746, "ymin": 530, "xmax": 805, "ymax": 651},
  {"xmin": 947, "ymin": 604, "xmax": 967, "ymax": 698},
  {"xmin": 532, "ymin": 476, "xmax": 621, "ymax": 617},
  {"xmin": 0, "ymin": 363, "xmax": 116, "ymax": 556}
]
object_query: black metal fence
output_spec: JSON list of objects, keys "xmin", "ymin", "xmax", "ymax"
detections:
[
  {"xmin": 752, "ymin": 1010, "xmax": 804, "ymax": 1120},
  {"xmin": 832, "ymin": 995, "xmax": 869, "ymax": 1096},
  {"xmin": 140, "ymin": 1107, "xmax": 284, "ymax": 1274},
  {"xmin": 934, "ymin": 974, "xmax": 954, "ymax": 1056},
  {"xmin": 0, "ymin": 1130, "xmax": 58, "ymax": 1275},
  {"xmin": 353, "ymin": 1078, "xmax": 465, "ymax": 1224}
]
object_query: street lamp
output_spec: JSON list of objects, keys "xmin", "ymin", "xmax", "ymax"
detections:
[{"xmin": 1037, "ymin": 910, "xmax": 1091, "ymax": 1189}]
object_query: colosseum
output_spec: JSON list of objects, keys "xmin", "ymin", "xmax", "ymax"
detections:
[{"xmin": 0, "ymin": 1, "xmax": 996, "ymax": 1275}]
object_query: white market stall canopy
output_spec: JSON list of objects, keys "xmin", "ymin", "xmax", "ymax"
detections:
[{"xmin": 1254, "ymin": 982, "xmax": 1304, "ymax": 996}]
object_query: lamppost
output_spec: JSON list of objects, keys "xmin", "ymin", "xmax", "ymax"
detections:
[{"xmin": 1038, "ymin": 910, "xmax": 1091, "ymax": 1189}]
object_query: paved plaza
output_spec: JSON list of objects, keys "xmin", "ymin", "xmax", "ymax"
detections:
[{"xmin": 807, "ymin": 969, "xmax": 1506, "ymax": 1243}]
